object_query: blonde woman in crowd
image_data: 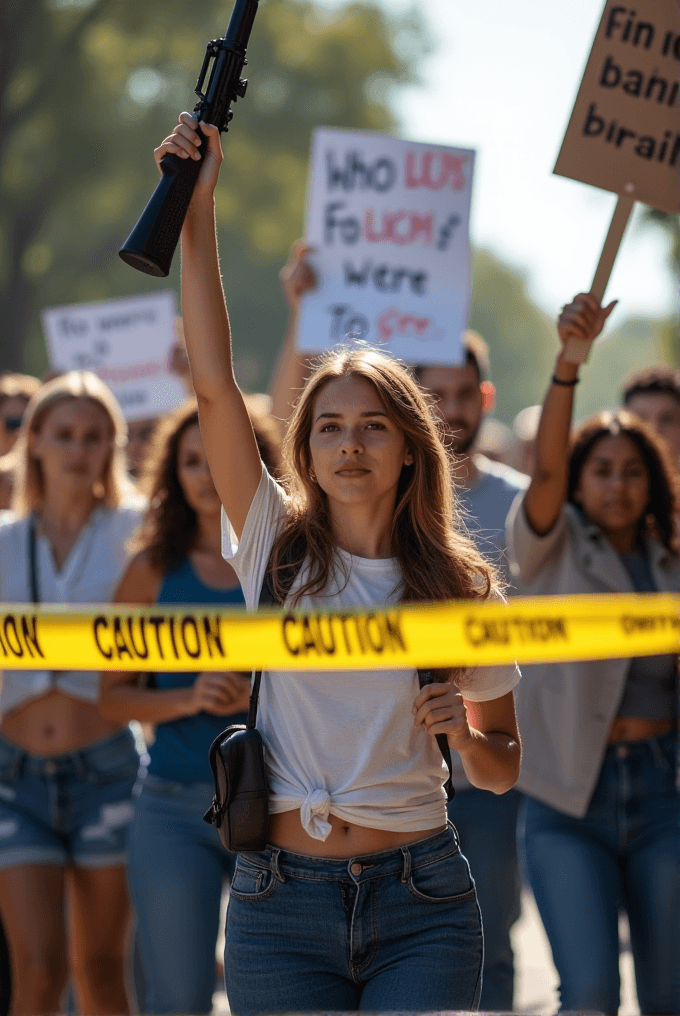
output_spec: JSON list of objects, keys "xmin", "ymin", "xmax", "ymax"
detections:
[{"xmin": 0, "ymin": 372, "xmax": 144, "ymax": 1016}]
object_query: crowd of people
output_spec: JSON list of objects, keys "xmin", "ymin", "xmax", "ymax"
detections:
[{"xmin": 0, "ymin": 111, "xmax": 676, "ymax": 1016}]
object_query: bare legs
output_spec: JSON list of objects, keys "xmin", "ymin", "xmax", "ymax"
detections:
[{"xmin": 0, "ymin": 864, "xmax": 132, "ymax": 1016}]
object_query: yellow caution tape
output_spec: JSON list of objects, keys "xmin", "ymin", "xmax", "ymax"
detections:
[{"xmin": 0, "ymin": 593, "xmax": 678, "ymax": 672}]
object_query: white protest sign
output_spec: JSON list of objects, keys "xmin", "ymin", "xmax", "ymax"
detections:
[
  {"xmin": 297, "ymin": 128, "xmax": 475, "ymax": 366},
  {"xmin": 42, "ymin": 291, "xmax": 186, "ymax": 421}
]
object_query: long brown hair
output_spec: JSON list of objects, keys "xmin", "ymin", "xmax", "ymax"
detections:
[
  {"xmin": 134, "ymin": 397, "xmax": 281, "ymax": 572},
  {"xmin": 12, "ymin": 371, "xmax": 129, "ymax": 516},
  {"xmin": 269, "ymin": 347, "xmax": 496, "ymax": 606},
  {"xmin": 568, "ymin": 409, "xmax": 680, "ymax": 552}
]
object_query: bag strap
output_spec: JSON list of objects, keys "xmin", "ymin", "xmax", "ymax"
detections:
[
  {"xmin": 417, "ymin": 669, "xmax": 455, "ymax": 802},
  {"xmin": 246, "ymin": 569, "xmax": 277, "ymax": 730},
  {"xmin": 28, "ymin": 514, "xmax": 40, "ymax": 604},
  {"xmin": 247, "ymin": 568, "xmax": 455, "ymax": 802}
]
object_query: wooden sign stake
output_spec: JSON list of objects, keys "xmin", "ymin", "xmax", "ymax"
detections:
[
  {"xmin": 564, "ymin": 192, "xmax": 635, "ymax": 364},
  {"xmin": 591, "ymin": 192, "xmax": 635, "ymax": 301}
]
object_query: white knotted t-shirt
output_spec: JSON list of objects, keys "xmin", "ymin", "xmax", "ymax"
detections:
[{"xmin": 222, "ymin": 466, "xmax": 520, "ymax": 840}]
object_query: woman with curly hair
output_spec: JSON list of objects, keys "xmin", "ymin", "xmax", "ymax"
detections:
[
  {"xmin": 507, "ymin": 294, "xmax": 680, "ymax": 1015},
  {"xmin": 152, "ymin": 113, "xmax": 522, "ymax": 1014},
  {"xmin": 100, "ymin": 399, "xmax": 281, "ymax": 1015}
]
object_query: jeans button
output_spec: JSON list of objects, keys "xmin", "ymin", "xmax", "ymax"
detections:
[
  {"xmin": 349, "ymin": 861, "xmax": 362, "ymax": 876},
  {"xmin": 617, "ymin": 744, "xmax": 629, "ymax": 759}
]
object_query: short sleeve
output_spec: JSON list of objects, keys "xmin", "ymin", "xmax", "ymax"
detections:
[
  {"xmin": 221, "ymin": 463, "xmax": 288, "ymax": 609},
  {"xmin": 457, "ymin": 585, "xmax": 521, "ymax": 702},
  {"xmin": 506, "ymin": 490, "xmax": 569, "ymax": 587}
]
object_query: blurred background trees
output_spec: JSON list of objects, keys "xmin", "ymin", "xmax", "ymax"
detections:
[
  {"xmin": 1, "ymin": 0, "xmax": 427, "ymax": 378},
  {"xmin": 1, "ymin": 0, "xmax": 676, "ymax": 425}
]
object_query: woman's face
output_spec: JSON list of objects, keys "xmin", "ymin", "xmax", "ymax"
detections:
[
  {"xmin": 30, "ymin": 398, "xmax": 113, "ymax": 499},
  {"xmin": 574, "ymin": 433, "xmax": 650, "ymax": 537},
  {"xmin": 308, "ymin": 375, "xmax": 413, "ymax": 508},
  {"xmin": 176, "ymin": 423, "xmax": 221, "ymax": 517}
]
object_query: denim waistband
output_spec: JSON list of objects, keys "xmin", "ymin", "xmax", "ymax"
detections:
[
  {"xmin": 241, "ymin": 822, "xmax": 458, "ymax": 884},
  {"xmin": 603, "ymin": 727, "xmax": 676, "ymax": 761},
  {"xmin": 0, "ymin": 725, "xmax": 137, "ymax": 779}
]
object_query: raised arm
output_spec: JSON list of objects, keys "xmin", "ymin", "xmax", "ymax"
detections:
[
  {"xmin": 159, "ymin": 112, "xmax": 262, "ymax": 537},
  {"xmin": 269, "ymin": 241, "xmax": 316, "ymax": 424},
  {"xmin": 523, "ymin": 293, "xmax": 616, "ymax": 536}
]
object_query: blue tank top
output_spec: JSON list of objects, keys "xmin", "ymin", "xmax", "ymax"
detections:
[{"xmin": 147, "ymin": 558, "xmax": 247, "ymax": 782}]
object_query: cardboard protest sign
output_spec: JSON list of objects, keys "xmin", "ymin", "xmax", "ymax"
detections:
[
  {"xmin": 42, "ymin": 291, "xmax": 186, "ymax": 421},
  {"xmin": 554, "ymin": 0, "xmax": 680, "ymax": 214},
  {"xmin": 297, "ymin": 128, "xmax": 475, "ymax": 366}
]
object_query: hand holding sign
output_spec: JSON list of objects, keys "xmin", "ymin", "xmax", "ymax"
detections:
[
  {"xmin": 280, "ymin": 242, "xmax": 317, "ymax": 311},
  {"xmin": 557, "ymin": 294, "xmax": 618, "ymax": 353}
]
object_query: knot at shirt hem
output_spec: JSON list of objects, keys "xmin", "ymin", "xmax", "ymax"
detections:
[{"xmin": 300, "ymin": 788, "xmax": 332, "ymax": 841}]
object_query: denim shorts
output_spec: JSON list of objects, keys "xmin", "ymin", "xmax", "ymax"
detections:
[
  {"xmin": 225, "ymin": 823, "xmax": 483, "ymax": 1015},
  {"xmin": 0, "ymin": 726, "xmax": 140, "ymax": 871}
]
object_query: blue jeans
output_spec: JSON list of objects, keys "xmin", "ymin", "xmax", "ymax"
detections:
[
  {"xmin": 225, "ymin": 823, "xmax": 483, "ymax": 1015},
  {"xmin": 0, "ymin": 727, "xmax": 138, "ymax": 870},
  {"xmin": 519, "ymin": 730, "xmax": 680, "ymax": 1015},
  {"xmin": 127, "ymin": 774, "xmax": 236, "ymax": 1015},
  {"xmin": 448, "ymin": 787, "xmax": 522, "ymax": 1010}
]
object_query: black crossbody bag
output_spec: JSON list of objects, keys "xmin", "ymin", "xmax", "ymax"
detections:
[
  {"xmin": 203, "ymin": 577, "xmax": 455, "ymax": 852},
  {"xmin": 203, "ymin": 574, "xmax": 274, "ymax": 852}
]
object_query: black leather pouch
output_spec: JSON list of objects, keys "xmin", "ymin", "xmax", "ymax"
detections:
[
  {"xmin": 203, "ymin": 573, "xmax": 275, "ymax": 852},
  {"xmin": 204, "ymin": 716, "xmax": 269, "ymax": 852}
]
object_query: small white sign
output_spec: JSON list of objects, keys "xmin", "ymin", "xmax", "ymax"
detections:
[
  {"xmin": 298, "ymin": 128, "xmax": 475, "ymax": 365},
  {"xmin": 41, "ymin": 291, "xmax": 186, "ymax": 421}
]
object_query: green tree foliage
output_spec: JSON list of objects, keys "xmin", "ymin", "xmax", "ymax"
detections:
[
  {"xmin": 575, "ymin": 314, "xmax": 671, "ymax": 423},
  {"xmin": 641, "ymin": 208, "xmax": 679, "ymax": 364},
  {"xmin": 468, "ymin": 248, "xmax": 558, "ymax": 426},
  {"xmin": 0, "ymin": 0, "xmax": 428, "ymax": 379}
]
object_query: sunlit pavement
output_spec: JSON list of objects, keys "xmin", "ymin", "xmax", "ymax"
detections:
[{"xmin": 212, "ymin": 889, "xmax": 640, "ymax": 1016}]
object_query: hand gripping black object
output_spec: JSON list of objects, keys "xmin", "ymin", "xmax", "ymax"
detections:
[{"xmin": 119, "ymin": 0, "xmax": 259, "ymax": 278}]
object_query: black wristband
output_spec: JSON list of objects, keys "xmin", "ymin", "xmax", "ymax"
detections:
[{"xmin": 552, "ymin": 374, "xmax": 579, "ymax": 387}]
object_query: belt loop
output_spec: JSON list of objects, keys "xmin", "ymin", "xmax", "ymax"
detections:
[
  {"xmin": 270, "ymin": 847, "xmax": 285, "ymax": 884},
  {"xmin": 74, "ymin": 749, "xmax": 88, "ymax": 781},
  {"xmin": 648, "ymin": 732, "xmax": 666, "ymax": 770},
  {"xmin": 10, "ymin": 748, "xmax": 25, "ymax": 780},
  {"xmin": 400, "ymin": 846, "xmax": 411, "ymax": 884}
]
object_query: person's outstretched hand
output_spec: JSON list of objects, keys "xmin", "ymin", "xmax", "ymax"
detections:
[
  {"xmin": 280, "ymin": 241, "xmax": 317, "ymax": 311},
  {"xmin": 557, "ymin": 293, "xmax": 617, "ymax": 351},
  {"xmin": 154, "ymin": 113, "xmax": 223, "ymax": 200}
]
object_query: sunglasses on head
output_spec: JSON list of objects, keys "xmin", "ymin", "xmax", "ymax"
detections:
[{"xmin": 2, "ymin": 416, "xmax": 23, "ymax": 432}]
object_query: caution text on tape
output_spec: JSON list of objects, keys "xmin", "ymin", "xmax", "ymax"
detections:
[{"xmin": 0, "ymin": 593, "xmax": 678, "ymax": 671}]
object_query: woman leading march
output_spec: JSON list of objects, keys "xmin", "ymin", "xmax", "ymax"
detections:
[{"xmin": 157, "ymin": 111, "xmax": 522, "ymax": 1013}]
